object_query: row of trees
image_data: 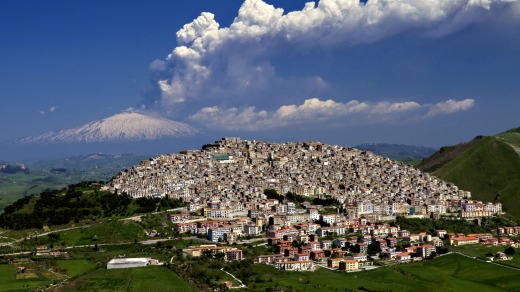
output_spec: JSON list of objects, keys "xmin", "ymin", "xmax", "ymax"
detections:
[
  {"xmin": 264, "ymin": 189, "xmax": 340, "ymax": 207},
  {"xmin": 0, "ymin": 182, "xmax": 185, "ymax": 230},
  {"xmin": 392, "ymin": 216, "xmax": 512, "ymax": 235}
]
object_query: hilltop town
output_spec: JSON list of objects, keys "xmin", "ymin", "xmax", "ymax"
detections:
[
  {"xmin": 104, "ymin": 138, "xmax": 512, "ymax": 272},
  {"xmin": 109, "ymin": 137, "xmax": 502, "ymax": 220}
]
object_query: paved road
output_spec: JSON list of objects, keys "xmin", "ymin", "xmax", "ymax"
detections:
[{"xmin": 221, "ymin": 268, "xmax": 247, "ymax": 289}]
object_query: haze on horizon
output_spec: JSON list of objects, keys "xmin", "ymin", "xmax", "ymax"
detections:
[{"xmin": 1, "ymin": 0, "xmax": 520, "ymax": 161}]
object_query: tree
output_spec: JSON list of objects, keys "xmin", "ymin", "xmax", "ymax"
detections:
[
  {"xmin": 505, "ymin": 246, "xmax": 516, "ymax": 255},
  {"xmin": 291, "ymin": 240, "xmax": 302, "ymax": 248},
  {"xmin": 264, "ymin": 189, "xmax": 281, "ymax": 201},
  {"xmin": 215, "ymin": 252, "xmax": 225, "ymax": 261},
  {"xmin": 367, "ymin": 243, "xmax": 381, "ymax": 256}
]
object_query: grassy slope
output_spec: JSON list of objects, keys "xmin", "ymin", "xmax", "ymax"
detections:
[
  {"xmin": 431, "ymin": 136, "xmax": 520, "ymax": 218},
  {"xmin": 58, "ymin": 220, "xmax": 145, "ymax": 246},
  {"xmin": 57, "ymin": 259, "xmax": 96, "ymax": 277},
  {"xmin": 247, "ymin": 254, "xmax": 520, "ymax": 291},
  {"xmin": 66, "ymin": 266, "xmax": 194, "ymax": 292},
  {"xmin": 450, "ymin": 245, "xmax": 520, "ymax": 269},
  {"xmin": 1, "ymin": 242, "xmax": 194, "ymax": 292},
  {"xmin": 497, "ymin": 127, "xmax": 520, "ymax": 153},
  {"xmin": 399, "ymin": 254, "xmax": 520, "ymax": 291},
  {"xmin": 417, "ymin": 136, "xmax": 485, "ymax": 173}
]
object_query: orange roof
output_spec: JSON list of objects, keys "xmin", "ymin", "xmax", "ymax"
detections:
[{"xmin": 452, "ymin": 237, "xmax": 478, "ymax": 241}]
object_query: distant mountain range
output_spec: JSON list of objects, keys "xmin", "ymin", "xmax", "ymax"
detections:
[
  {"xmin": 355, "ymin": 143, "xmax": 437, "ymax": 164},
  {"xmin": 417, "ymin": 126, "xmax": 520, "ymax": 218},
  {"xmin": 19, "ymin": 111, "xmax": 199, "ymax": 143}
]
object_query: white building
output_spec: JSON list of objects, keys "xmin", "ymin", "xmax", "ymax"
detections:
[{"xmin": 107, "ymin": 258, "xmax": 156, "ymax": 269}]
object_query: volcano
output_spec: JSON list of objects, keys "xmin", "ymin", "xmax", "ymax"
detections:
[{"xmin": 19, "ymin": 112, "xmax": 199, "ymax": 143}]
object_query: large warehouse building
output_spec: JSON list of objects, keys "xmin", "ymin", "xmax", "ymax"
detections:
[{"xmin": 106, "ymin": 258, "xmax": 156, "ymax": 269}]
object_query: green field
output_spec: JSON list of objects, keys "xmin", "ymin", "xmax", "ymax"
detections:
[
  {"xmin": 57, "ymin": 220, "xmax": 145, "ymax": 246},
  {"xmin": 64, "ymin": 266, "xmax": 194, "ymax": 292},
  {"xmin": 0, "ymin": 264, "xmax": 54, "ymax": 292},
  {"xmin": 4, "ymin": 242, "xmax": 520, "ymax": 291},
  {"xmin": 2, "ymin": 241, "xmax": 194, "ymax": 291},
  {"xmin": 243, "ymin": 254, "xmax": 520, "ymax": 291},
  {"xmin": 399, "ymin": 254, "xmax": 520, "ymax": 291},
  {"xmin": 450, "ymin": 245, "xmax": 520, "ymax": 269},
  {"xmin": 57, "ymin": 259, "xmax": 96, "ymax": 277}
]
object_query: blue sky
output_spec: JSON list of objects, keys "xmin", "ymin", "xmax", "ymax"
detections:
[{"xmin": 1, "ymin": 0, "xmax": 520, "ymax": 160}]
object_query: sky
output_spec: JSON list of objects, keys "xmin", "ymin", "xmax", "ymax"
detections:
[{"xmin": 1, "ymin": 0, "xmax": 520, "ymax": 160}]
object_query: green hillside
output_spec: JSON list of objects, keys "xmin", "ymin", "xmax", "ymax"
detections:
[
  {"xmin": 418, "ymin": 128, "xmax": 520, "ymax": 219},
  {"xmin": 0, "ymin": 154, "xmax": 149, "ymax": 211},
  {"xmin": 417, "ymin": 136, "xmax": 485, "ymax": 173},
  {"xmin": 496, "ymin": 126, "xmax": 520, "ymax": 154}
]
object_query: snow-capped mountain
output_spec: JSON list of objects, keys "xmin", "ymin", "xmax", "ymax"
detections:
[{"xmin": 19, "ymin": 112, "xmax": 199, "ymax": 143}]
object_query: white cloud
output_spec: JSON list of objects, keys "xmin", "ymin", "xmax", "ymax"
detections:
[
  {"xmin": 145, "ymin": 0, "xmax": 514, "ymax": 114},
  {"xmin": 189, "ymin": 97, "xmax": 470, "ymax": 131},
  {"xmin": 149, "ymin": 59, "xmax": 167, "ymax": 72},
  {"xmin": 426, "ymin": 98, "xmax": 475, "ymax": 117},
  {"xmin": 134, "ymin": 0, "xmax": 513, "ymax": 138},
  {"xmin": 39, "ymin": 106, "xmax": 58, "ymax": 115}
]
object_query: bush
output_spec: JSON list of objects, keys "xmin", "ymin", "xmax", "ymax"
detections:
[{"xmin": 505, "ymin": 246, "xmax": 516, "ymax": 255}]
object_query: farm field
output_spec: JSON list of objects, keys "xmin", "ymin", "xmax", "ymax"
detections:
[
  {"xmin": 450, "ymin": 245, "xmax": 520, "ymax": 269},
  {"xmin": 244, "ymin": 253, "xmax": 520, "ymax": 291},
  {"xmin": 62, "ymin": 266, "xmax": 194, "ymax": 292},
  {"xmin": 57, "ymin": 259, "xmax": 96, "ymax": 277},
  {"xmin": 1, "ymin": 242, "xmax": 193, "ymax": 291},
  {"xmin": 55, "ymin": 220, "xmax": 144, "ymax": 246},
  {"xmin": 399, "ymin": 253, "xmax": 520, "ymax": 291},
  {"xmin": 2, "ymin": 245, "xmax": 520, "ymax": 291},
  {"xmin": 0, "ymin": 264, "xmax": 59, "ymax": 292}
]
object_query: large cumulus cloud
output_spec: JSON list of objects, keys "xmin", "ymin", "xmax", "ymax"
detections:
[{"xmin": 142, "ymin": 0, "xmax": 514, "ymax": 129}]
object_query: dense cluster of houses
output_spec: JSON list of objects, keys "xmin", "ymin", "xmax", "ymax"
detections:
[
  {"xmin": 172, "ymin": 208, "xmax": 518, "ymax": 272},
  {"xmin": 254, "ymin": 223, "xmax": 519, "ymax": 271},
  {"xmin": 108, "ymin": 137, "xmax": 502, "ymax": 221}
]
